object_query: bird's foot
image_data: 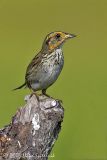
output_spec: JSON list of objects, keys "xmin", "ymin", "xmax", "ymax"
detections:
[
  {"xmin": 42, "ymin": 89, "xmax": 63, "ymax": 103},
  {"xmin": 41, "ymin": 89, "xmax": 52, "ymax": 98},
  {"xmin": 43, "ymin": 93, "xmax": 52, "ymax": 98},
  {"xmin": 30, "ymin": 92, "xmax": 39, "ymax": 101}
]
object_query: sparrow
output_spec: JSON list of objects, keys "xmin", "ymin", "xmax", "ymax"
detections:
[{"xmin": 14, "ymin": 31, "xmax": 76, "ymax": 96}]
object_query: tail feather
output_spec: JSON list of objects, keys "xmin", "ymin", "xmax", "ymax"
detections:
[{"xmin": 13, "ymin": 82, "xmax": 26, "ymax": 91}]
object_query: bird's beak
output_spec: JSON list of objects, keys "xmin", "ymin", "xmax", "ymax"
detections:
[{"xmin": 65, "ymin": 33, "xmax": 77, "ymax": 39}]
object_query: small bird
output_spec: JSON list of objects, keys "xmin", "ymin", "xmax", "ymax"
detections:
[{"xmin": 14, "ymin": 31, "xmax": 76, "ymax": 96}]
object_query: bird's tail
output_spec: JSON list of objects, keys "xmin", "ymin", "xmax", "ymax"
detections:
[{"xmin": 13, "ymin": 82, "xmax": 26, "ymax": 90}]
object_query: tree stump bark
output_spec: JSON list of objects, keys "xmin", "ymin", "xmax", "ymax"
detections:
[{"xmin": 0, "ymin": 95, "xmax": 64, "ymax": 160}]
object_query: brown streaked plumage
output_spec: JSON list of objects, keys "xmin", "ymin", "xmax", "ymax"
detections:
[{"xmin": 14, "ymin": 31, "xmax": 76, "ymax": 96}]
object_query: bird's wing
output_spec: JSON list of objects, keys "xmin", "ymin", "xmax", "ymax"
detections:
[{"xmin": 25, "ymin": 51, "xmax": 43, "ymax": 87}]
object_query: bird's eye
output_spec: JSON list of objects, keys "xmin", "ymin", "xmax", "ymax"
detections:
[{"xmin": 55, "ymin": 34, "xmax": 61, "ymax": 39}]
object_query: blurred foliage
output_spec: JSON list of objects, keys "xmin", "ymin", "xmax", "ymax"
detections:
[{"xmin": 0, "ymin": 0, "xmax": 107, "ymax": 159}]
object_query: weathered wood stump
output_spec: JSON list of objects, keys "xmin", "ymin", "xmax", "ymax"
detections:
[{"xmin": 0, "ymin": 95, "xmax": 64, "ymax": 160}]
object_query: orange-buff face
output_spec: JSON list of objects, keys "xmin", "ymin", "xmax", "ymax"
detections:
[{"xmin": 44, "ymin": 31, "xmax": 76, "ymax": 52}]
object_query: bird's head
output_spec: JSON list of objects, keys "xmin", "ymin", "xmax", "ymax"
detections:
[{"xmin": 42, "ymin": 31, "xmax": 76, "ymax": 52}]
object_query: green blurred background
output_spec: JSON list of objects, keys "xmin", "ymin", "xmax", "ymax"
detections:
[{"xmin": 0, "ymin": 0, "xmax": 107, "ymax": 159}]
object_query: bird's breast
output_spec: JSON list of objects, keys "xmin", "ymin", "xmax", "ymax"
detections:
[
  {"xmin": 42, "ymin": 48, "xmax": 64, "ymax": 72},
  {"xmin": 30, "ymin": 48, "xmax": 64, "ymax": 90},
  {"xmin": 40, "ymin": 49, "xmax": 64, "ymax": 86}
]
